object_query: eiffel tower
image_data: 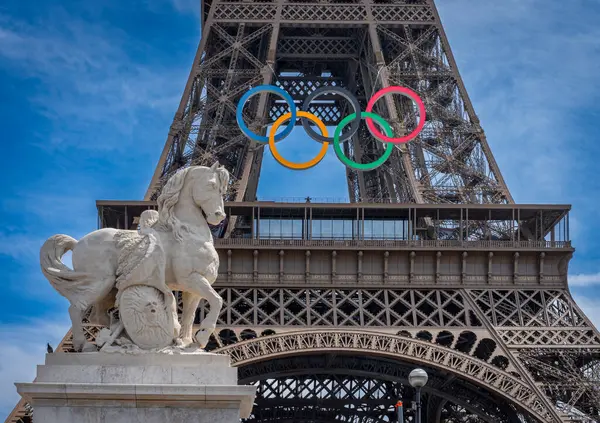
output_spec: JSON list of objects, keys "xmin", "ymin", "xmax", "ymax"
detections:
[{"xmin": 6, "ymin": 0, "xmax": 600, "ymax": 422}]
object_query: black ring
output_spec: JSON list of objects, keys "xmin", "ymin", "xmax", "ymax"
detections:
[{"xmin": 301, "ymin": 86, "xmax": 361, "ymax": 144}]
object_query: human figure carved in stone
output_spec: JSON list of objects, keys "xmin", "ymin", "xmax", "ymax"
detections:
[
  {"xmin": 39, "ymin": 162, "xmax": 229, "ymax": 352},
  {"xmin": 106, "ymin": 208, "xmax": 180, "ymax": 350}
]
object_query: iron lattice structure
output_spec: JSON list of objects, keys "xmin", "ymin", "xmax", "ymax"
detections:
[
  {"xmin": 144, "ymin": 0, "xmax": 512, "ymax": 207},
  {"xmin": 6, "ymin": 1, "xmax": 600, "ymax": 423}
]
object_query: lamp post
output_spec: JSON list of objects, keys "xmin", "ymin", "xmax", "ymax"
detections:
[{"xmin": 408, "ymin": 368, "xmax": 428, "ymax": 423}]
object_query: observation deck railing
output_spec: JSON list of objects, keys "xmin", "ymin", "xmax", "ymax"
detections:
[
  {"xmin": 95, "ymin": 200, "xmax": 573, "ymax": 250},
  {"xmin": 214, "ymin": 238, "xmax": 572, "ymax": 250}
]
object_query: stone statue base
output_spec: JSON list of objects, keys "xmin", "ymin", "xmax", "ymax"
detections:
[{"xmin": 16, "ymin": 352, "xmax": 256, "ymax": 423}]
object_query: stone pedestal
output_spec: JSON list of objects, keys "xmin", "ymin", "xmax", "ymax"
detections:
[{"xmin": 16, "ymin": 352, "xmax": 256, "ymax": 423}]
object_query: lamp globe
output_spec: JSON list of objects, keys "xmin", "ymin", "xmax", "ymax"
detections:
[{"xmin": 408, "ymin": 368, "xmax": 428, "ymax": 388}]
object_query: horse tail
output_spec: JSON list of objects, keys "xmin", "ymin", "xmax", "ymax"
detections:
[{"xmin": 40, "ymin": 235, "xmax": 95, "ymax": 309}]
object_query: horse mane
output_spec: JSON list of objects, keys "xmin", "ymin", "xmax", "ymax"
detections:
[
  {"xmin": 155, "ymin": 167, "xmax": 192, "ymax": 242},
  {"xmin": 215, "ymin": 165, "xmax": 230, "ymax": 195},
  {"xmin": 154, "ymin": 164, "xmax": 229, "ymax": 242}
]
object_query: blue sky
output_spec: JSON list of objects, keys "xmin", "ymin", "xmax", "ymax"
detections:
[{"xmin": 1, "ymin": 0, "xmax": 600, "ymax": 417}]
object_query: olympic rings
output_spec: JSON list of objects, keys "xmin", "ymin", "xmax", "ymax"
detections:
[
  {"xmin": 333, "ymin": 112, "xmax": 394, "ymax": 171},
  {"xmin": 365, "ymin": 86, "xmax": 426, "ymax": 144},
  {"xmin": 269, "ymin": 111, "xmax": 329, "ymax": 170},
  {"xmin": 237, "ymin": 85, "xmax": 296, "ymax": 143},
  {"xmin": 301, "ymin": 86, "xmax": 361, "ymax": 144},
  {"xmin": 235, "ymin": 84, "xmax": 426, "ymax": 171}
]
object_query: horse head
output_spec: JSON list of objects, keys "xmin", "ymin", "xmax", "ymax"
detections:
[
  {"xmin": 190, "ymin": 162, "xmax": 229, "ymax": 225},
  {"xmin": 156, "ymin": 163, "xmax": 230, "ymax": 240}
]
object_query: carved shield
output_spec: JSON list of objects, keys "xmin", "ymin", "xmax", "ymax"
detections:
[{"xmin": 119, "ymin": 285, "xmax": 175, "ymax": 349}]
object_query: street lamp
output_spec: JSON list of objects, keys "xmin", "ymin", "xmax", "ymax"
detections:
[{"xmin": 408, "ymin": 368, "xmax": 428, "ymax": 423}]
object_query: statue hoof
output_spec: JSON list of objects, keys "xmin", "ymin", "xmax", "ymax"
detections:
[
  {"xmin": 173, "ymin": 321, "xmax": 182, "ymax": 338},
  {"xmin": 194, "ymin": 328, "xmax": 212, "ymax": 349},
  {"xmin": 175, "ymin": 337, "xmax": 194, "ymax": 348}
]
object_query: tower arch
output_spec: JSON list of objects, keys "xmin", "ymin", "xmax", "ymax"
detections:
[{"xmin": 214, "ymin": 329, "xmax": 554, "ymax": 423}]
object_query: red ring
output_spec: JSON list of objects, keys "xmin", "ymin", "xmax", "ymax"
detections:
[{"xmin": 365, "ymin": 86, "xmax": 426, "ymax": 144}]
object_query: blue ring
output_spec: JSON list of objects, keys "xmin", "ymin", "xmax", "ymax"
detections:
[{"xmin": 236, "ymin": 85, "xmax": 297, "ymax": 143}]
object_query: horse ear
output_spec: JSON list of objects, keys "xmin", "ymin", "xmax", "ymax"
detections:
[{"xmin": 210, "ymin": 162, "xmax": 219, "ymax": 171}]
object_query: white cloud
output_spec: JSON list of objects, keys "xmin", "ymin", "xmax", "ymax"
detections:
[
  {"xmin": 169, "ymin": 0, "xmax": 200, "ymax": 13},
  {"xmin": 134, "ymin": 0, "xmax": 200, "ymax": 14},
  {"xmin": 569, "ymin": 273, "xmax": 600, "ymax": 287},
  {"xmin": 0, "ymin": 233, "xmax": 44, "ymax": 262},
  {"xmin": 2, "ymin": 191, "xmax": 97, "ymax": 233},
  {"xmin": 0, "ymin": 317, "xmax": 71, "ymax": 420},
  {"xmin": 0, "ymin": 188, "xmax": 90, "ymax": 305},
  {"xmin": 0, "ymin": 9, "xmax": 187, "ymax": 154},
  {"xmin": 0, "ymin": 191, "xmax": 95, "ymax": 270}
]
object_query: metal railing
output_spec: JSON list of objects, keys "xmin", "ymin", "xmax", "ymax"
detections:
[
  {"xmin": 257, "ymin": 196, "xmax": 397, "ymax": 203},
  {"xmin": 215, "ymin": 238, "xmax": 571, "ymax": 249}
]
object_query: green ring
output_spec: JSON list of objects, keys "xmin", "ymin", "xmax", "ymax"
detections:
[{"xmin": 333, "ymin": 112, "xmax": 394, "ymax": 171}]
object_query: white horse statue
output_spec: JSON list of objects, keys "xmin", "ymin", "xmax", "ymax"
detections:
[{"xmin": 39, "ymin": 162, "xmax": 229, "ymax": 352}]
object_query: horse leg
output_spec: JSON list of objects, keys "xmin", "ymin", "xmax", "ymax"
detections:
[
  {"xmin": 69, "ymin": 305, "xmax": 85, "ymax": 351},
  {"xmin": 175, "ymin": 291, "xmax": 202, "ymax": 347},
  {"xmin": 89, "ymin": 289, "xmax": 117, "ymax": 327},
  {"xmin": 68, "ymin": 305, "xmax": 95, "ymax": 352},
  {"xmin": 176, "ymin": 272, "xmax": 223, "ymax": 348},
  {"xmin": 168, "ymin": 292, "xmax": 181, "ymax": 340},
  {"xmin": 190, "ymin": 274, "xmax": 223, "ymax": 348}
]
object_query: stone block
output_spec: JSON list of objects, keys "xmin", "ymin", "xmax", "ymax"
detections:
[{"xmin": 16, "ymin": 352, "xmax": 256, "ymax": 423}]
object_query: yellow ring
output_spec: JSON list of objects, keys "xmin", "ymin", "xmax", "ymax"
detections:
[{"xmin": 268, "ymin": 111, "xmax": 329, "ymax": 170}]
